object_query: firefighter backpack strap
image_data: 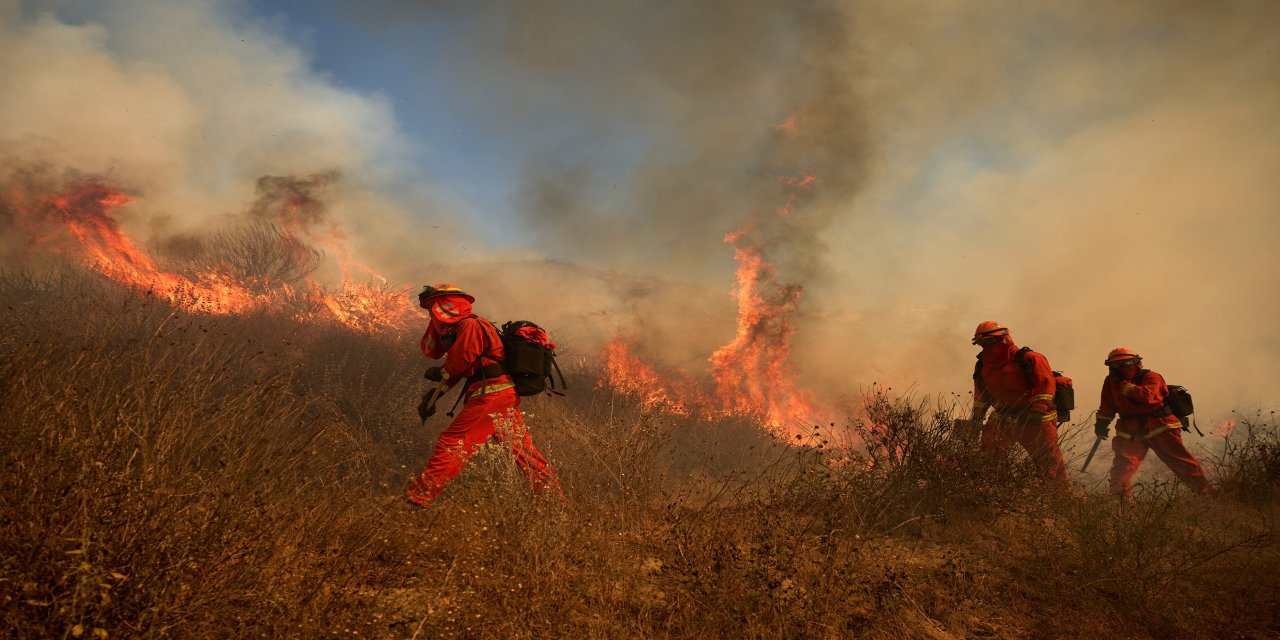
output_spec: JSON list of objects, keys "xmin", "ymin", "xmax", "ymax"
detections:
[{"xmin": 548, "ymin": 353, "xmax": 567, "ymax": 395}]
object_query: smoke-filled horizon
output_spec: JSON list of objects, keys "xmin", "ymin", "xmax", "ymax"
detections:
[{"xmin": 3, "ymin": 0, "xmax": 1279, "ymax": 424}]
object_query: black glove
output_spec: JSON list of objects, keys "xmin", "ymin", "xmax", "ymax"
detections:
[
  {"xmin": 424, "ymin": 366, "xmax": 444, "ymax": 382},
  {"xmin": 1094, "ymin": 420, "xmax": 1110, "ymax": 440},
  {"xmin": 417, "ymin": 391, "xmax": 437, "ymax": 421}
]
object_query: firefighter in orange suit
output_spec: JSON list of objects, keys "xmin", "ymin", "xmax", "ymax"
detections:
[
  {"xmin": 969, "ymin": 321, "xmax": 1069, "ymax": 486},
  {"xmin": 404, "ymin": 284, "xmax": 562, "ymax": 508},
  {"xmin": 1095, "ymin": 347, "xmax": 1207, "ymax": 497}
]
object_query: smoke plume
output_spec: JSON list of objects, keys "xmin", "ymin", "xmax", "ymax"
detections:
[
  {"xmin": 4, "ymin": 0, "xmax": 1279, "ymax": 423},
  {"xmin": 0, "ymin": 0, "xmax": 466, "ymax": 280},
  {"xmin": 348, "ymin": 0, "xmax": 1280, "ymax": 420}
]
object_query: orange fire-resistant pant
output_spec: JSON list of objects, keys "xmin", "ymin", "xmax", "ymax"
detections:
[
  {"xmin": 980, "ymin": 414, "xmax": 1069, "ymax": 488},
  {"xmin": 1109, "ymin": 428, "xmax": 1207, "ymax": 497},
  {"xmin": 405, "ymin": 382, "xmax": 562, "ymax": 507}
]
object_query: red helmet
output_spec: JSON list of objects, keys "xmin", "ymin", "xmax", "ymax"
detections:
[
  {"xmin": 972, "ymin": 321, "xmax": 1009, "ymax": 345},
  {"xmin": 418, "ymin": 283, "xmax": 475, "ymax": 308},
  {"xmin": 1104, "ymin": 347, "xmax": 1141, "ymax": 366}
]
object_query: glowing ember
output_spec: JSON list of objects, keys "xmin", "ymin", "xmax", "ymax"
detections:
[
  {"xmin": 1213, "ymin": 418, "xmax": 1238, "ymax": 437},
  {"xmin": 778, "ymin": 172, "xmax": 819, "ymax": 216},
  {"xmin": 772, "ymin": 110, "xmax": 804, "ymax": 134},
  {"xmin": 781, "ymin": 173, "xmax": 819, "ymax": 189}
]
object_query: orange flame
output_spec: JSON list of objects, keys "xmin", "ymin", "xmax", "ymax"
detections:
[
  {"xmin": 709, "ymin": 241, "xmax": 821, "ymax": 431},
  {"xmin": 777, "ymin": 172, "xmax": 819, "ymax": 216},
  {"xmin": 600, "ymin": 237, "xmax": 827, "ymax": 435},
  {"xmin": 6, "ymin": 176, "xmax": 415, "ymax": 334},
  {"xmin": 251, "ymin": 172, "xmax": 410, "ymax": 331},
  {"xmin": 600, "ymin": 122, "xmax": 832, "ymax": 436},
  {"xmin": 314, "ymin": 280, "xmax": 415, "ymax": 335},
  {"xmin": 599, "ymin": 162, "xmax": 830, "ymax": 437},
  {"xmin": 781, "ymin": 173, "xmax": 819, "ymax": 189},
  {"xmin": 10, "ymin": 180, "xmax": 257, "ymax": 314},
  {"xmin": 600, "ymin": 339, "xmax": 698, "ymax": 415}
]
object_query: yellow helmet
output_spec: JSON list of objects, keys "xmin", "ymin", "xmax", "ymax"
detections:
[{"xmin": 417, "ymin": 283, "xmax": 475, "ymax": 308}]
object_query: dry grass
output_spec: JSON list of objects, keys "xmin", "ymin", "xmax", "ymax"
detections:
[{"xmin": 2, "ymin": 266, "xmax": 1279, "ymax": 639}]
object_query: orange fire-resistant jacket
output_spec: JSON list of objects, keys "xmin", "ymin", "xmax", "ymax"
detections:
[
  {"xmin": 973, "ymin": 343, "xmax": 1057, "ymax": 424},
  {"xmin": 420, "ymin": 295, "xmax": 509, "ymax": 393},
  {"xmin": 1097, "ymin": 369, "xmax": 1182, "ymax": 440}
]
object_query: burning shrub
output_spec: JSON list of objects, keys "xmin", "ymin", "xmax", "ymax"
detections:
[
  {"xmin": 160, "ymin": 220, "xmax": 324, "ymax": 292},
  {"xmin": 0, "ymin": 166, "xmax": 418, "ymax": 336}
]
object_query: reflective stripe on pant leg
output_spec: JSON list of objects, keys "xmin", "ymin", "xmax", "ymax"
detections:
[
  {"xmin": 483, "ymin": 393, "xmax": 563, "ymax": 498},
  {"xmin": 406, "ymin": 395, "xmax": 502, "ymax": 504}
]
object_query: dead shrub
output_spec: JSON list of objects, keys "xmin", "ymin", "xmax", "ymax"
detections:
[
  {"xmin": 1208, "ymin": 412, "xmax": 1280, "ymax": 501},
  {"xmin": 0, "ymin": 270, "xmax": 414, "ymax": 637},
  {"xmin": 817, "ymin": 388, "xmax": 1046, "ymax": 535},
  {"xmin": 3, "ymin": 266, "xmax": 1279, "ymax": 639},
  {"xmin": 1056, "ymin": 486, "xmax": 1274, "ymax": 614}
]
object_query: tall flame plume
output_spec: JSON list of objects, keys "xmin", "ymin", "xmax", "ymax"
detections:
[{"xmin": 600, "ymin": 120, "xmax": 831, "ymax": 436}]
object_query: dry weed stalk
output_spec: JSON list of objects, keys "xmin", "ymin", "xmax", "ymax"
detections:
[{"xmin": 1, "ymin": 267, "xmax": 1278, "ymax": 638}]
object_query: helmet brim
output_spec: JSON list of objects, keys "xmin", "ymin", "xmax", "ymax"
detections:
[{"xmin": 418, "ymin": 285, "xmax": 476, "ymax": 306}]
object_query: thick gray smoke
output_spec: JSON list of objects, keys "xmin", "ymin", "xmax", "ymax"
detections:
[
  {"xmin": 799, "ymin": 0, "xmax": 1280, "ymax": 420},
  {"xmin": 0, "ymin": 0, "xmax": 468, "ymax": 279},
  {"xmin": 345, "ymin": 0, "xmax": 870, "ymax": 374},
  {"xmin": 5, "ymin": 0, "xmax": 1279, "ymax": 426},
  {"xmin": 352, "ymin": 0, "xmax": 1280, "ymax": 423}
]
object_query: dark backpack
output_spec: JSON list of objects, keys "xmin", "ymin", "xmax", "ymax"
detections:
[
  {"xmin": 974, "ymin": 346, "xmax": 1075, "ymax": 423},
  {"xmin": 1166, "ymin": 385, "xmax": 1194, "ymax": 419},
  {"xmin": 1134, "ymin": 370, "xmax": 1201, "ymax": 435},
  {"xmin": 438, "ymin": 317, "xmax": 568, "ymax": 418},
  {"xmin": 496, "ymin": 320, "xmax": 567, "ymax": 397}
]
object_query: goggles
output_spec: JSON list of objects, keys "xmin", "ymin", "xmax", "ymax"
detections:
[
  {"xmin": 971, "ymin": 329, "xmax": 1008, "ymax": 345},
  {"xmin": 418, "ymin": 285, "xmax": 441, "ymax": 302}
]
